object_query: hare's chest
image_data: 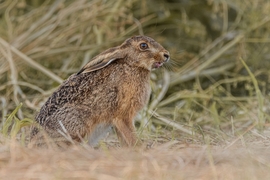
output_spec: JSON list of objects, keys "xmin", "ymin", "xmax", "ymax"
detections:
[
  {"xmin": 134, "ymin": 82, "xmax": 150, "ymax": 105},
  {"xmin": 119, "ymin": 80, "xmax": 150, "ymax": 111}
]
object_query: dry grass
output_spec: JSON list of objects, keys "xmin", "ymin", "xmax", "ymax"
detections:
[
  {"xmin": 1, "ymin": 138, "xmax": 270, "ymax": 180},
  {"xmin": 1, "ymin": 0, "xmax": 270, "ymax": 179}
]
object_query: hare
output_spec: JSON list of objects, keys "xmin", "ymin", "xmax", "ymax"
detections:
[{"xmin": 30, "ymin": 35, "xmax": 170, "ymax": 147}]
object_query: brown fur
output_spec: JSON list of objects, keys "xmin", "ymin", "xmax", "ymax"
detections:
[{"xmin": 30, "ymin": 35, "xmax": 170, "ymax": 147}]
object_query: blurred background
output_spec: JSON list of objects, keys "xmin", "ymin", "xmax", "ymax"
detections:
[{"xmin": 0, "ymin": 0, "xmax": 270, "ymax": 143}]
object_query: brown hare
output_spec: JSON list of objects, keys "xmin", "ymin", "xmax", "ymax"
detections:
[{"xmin": 30, "ymin": 35, "xmax": 170, "ymax": 147}]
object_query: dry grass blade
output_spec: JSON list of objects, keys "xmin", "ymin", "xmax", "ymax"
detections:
[
  {"xmin": 0, "ymin": 37, "xmax": 63, "ymax": 84},
  {"xmin": 170, "ymin": 62, "xmax": 235, "ymax": 87},
  {"xmin": 152, "ymin": 112, "xmax": 193, "ymax": 135},
  {"xmin": 13, "ymin": 0, "xmax": 64, "ymax": 47},
  {"xmin": 196, "ymin": 34, "xmax": 244, "ymax": 72},
  {"xmin": 149, "ymin": 70, "xmax": 170, "ymax": 111}
]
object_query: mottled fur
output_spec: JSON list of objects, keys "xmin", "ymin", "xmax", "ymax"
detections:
[{"xmin": 30, "ymin": 35, "xmax": 169, "ymax": 147}]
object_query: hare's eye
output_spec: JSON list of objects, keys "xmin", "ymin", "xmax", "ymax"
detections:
[{"xmin": 140, "ymin": 43, "xmax": 148, "ymax": 50}]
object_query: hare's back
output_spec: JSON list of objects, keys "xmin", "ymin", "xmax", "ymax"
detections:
[{"xmin": 35, "ymin": 67, "xmax": 119, "ymax": 124}]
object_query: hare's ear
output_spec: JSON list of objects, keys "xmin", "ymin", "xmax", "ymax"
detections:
[{"xmin": 77, "ymin": 50, "xmax": 125, "ymax": 75}]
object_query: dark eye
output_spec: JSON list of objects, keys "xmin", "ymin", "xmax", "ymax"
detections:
[{"xmin": 140, "ymin": 43, "xmax": 148, "ymax": 50}]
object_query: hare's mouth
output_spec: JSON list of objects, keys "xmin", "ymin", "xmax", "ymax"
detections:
[{"xmin": 152, "ymin": 62, "xmax": 164, "ymax": 69}]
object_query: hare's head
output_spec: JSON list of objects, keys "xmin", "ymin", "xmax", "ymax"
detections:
[
  {"xmin": 120, "ymin": 36, "xmax": 170, "ymax": 70},
  {"xmin": 77, "ymin": 35, "xmax": 169, "ymax": 74}
]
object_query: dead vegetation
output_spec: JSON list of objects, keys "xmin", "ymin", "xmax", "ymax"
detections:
[
  {"xmin": 1, "ymin": 0, "xmax": 270, "ymax": 179},
  {"xmin": 1, "ymin": 138, "xmax": 270, "ymax": 180}
]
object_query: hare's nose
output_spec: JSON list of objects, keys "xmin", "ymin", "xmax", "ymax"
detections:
[{"xmin": 163, "ymin": 53, "xmax": 170, "ymax": 62}]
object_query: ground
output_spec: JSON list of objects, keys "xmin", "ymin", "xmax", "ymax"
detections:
[{"xmin": 0, "ymin": 132, "xmax": 270, "ymax": 180}]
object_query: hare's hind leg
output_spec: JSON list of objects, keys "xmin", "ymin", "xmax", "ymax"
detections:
[{"xmin": 45, "ymin": 105, "xmax": 90, "ymax": 144}]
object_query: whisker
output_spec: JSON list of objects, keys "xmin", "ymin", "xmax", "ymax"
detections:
[
  {"xmin": 163, "ymin": 58, "xmax": 185, "ymax": 72},
  {"xmin": 163, "ymin": 62, "xmax": 177, "ymax": 72}
]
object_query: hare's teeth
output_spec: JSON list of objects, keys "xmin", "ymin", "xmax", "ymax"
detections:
[{"xmin": 153, "ymin": 62, "xmax": 163, "ymax": 69}]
